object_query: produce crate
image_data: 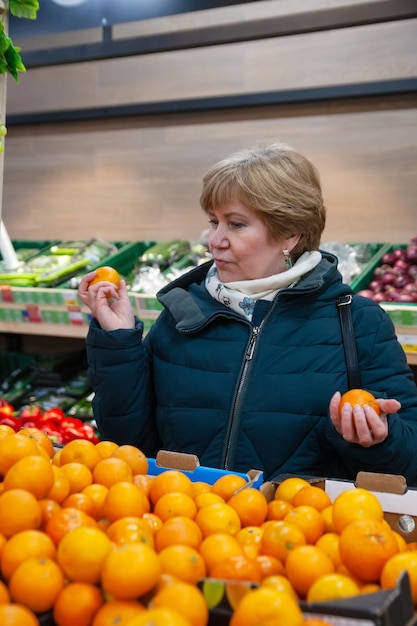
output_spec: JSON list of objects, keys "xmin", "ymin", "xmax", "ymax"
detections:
[
  {"xmin": 148, "ymin": 450, "xmax": 264, "ymax": 488},
  {"xmin": 201, "ymin": 571, "xmax": 416, "ymax": 626},
  {"xmin": 351, "ymin": 243, "xmax": 417, "ymax": 361},
  {"xmin": 0, "ymin": 240, "xmax": 60, "ymax": 268}
]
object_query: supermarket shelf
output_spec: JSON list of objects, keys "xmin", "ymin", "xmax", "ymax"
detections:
[{"xmin": 0, "ymin": 321, "xmax": 88, "ymax": 339}]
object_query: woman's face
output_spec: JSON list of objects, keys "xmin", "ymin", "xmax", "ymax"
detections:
[{"xmin": 207, "ymin": 201, "xmax": 299, "ymax": 282}]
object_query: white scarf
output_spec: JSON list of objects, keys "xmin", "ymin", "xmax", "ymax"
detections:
[{"xmin": 205, "ymin": 251, "xmax": 322, "ymax": 321}]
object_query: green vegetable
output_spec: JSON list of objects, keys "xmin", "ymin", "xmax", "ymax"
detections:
[{"xmin": 139, "ymin": 240, "xmax": 191, "ymax": 268}]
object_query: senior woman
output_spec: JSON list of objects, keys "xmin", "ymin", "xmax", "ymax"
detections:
[{"xmin": 78, "ymin": 142, "xmax": 417, "ymax": 484}]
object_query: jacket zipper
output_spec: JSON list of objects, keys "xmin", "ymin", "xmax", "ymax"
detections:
[{"xmin": 224, "ymin": 322, "xmax": 262, "ymax": 470}]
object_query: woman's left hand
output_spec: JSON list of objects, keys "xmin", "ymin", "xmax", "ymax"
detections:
[{"xmin": 329, "ymin": 391, "xmax": 401, "ymax": 447}]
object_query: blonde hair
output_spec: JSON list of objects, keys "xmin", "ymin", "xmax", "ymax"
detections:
[{"xmin": 199, "ymin": 142, "xmax": 326, "ymax": 260}]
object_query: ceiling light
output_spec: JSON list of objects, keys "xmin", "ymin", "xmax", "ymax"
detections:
[{"xmin": 50, "ymin": 0, "xmax": 89, "ymax": 7}]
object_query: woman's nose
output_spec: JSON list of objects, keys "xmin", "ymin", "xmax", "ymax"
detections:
[{"xmin": 210, "ymin": 225, "xmax": 228, "ymax": 247}]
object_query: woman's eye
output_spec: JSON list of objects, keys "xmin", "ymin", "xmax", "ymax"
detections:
[
  {"xmin": 208, "ymin": 219, "xmax": 218, "ymax": 227},
  {"xmin": 230, "ymin": 222, "xmax": 245, "ymax": 229}
]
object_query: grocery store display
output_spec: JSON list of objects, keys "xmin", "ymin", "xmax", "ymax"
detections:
[
  {"xmin": 0, "ymin": 435, "xmax": 415, "ymax": 625},
  {"xmin": 0, "ymin": 239, "xmax": 119, "ymax": 288},
  {"xmin": 355, "ymin": 236, "xmax": 417, "ymax": 303}
]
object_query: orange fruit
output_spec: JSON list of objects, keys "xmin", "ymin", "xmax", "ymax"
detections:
[
  {"xmin": 92, "ymin": 600, "xmax": 146, "ymax": 626},
  {"xmin": 229, "ymin": 586, "xmax": 304, "ymax": 626},
  {"xmin": 273, "ymin": 477, "xmax": 310, "ymax": 504},
  {"xmin": 2, "ymin": 454, "xmax": 54, "ymax": 499},
  {"xmin": 0, "ymin": 424, "xmax": 16, "ymax": 439},
  {"xmin": 133, "ymin": 473, "xmax": 154, "ymax": 497},
  {"xmin": 0, "ymin": 604, "xmax": 39, "ymax": 626},
  {"xmin": 158, "ymin": 544, "xmax": 206, "ymax": 584},
  {"xmin": 150, "ymin": 579, "xmax": 209, "ymax": 626},
  {"xmin": 1, "ymin": 529, "xmax": 56, "ymax": 580},
  {"xmin": 284, "ymin": 505, "xmax": 325, "ymax": 544},
  {"xmin": 126, "ymin": 608, "xmax": 192, "ymax": 626},
  {"xmin": 107, "ymin": 516, "xmax": 154, "ymax": 548},
  {"xmin": 198, "ymin": 533, "xmax": 243, "ymax": 575},
  {"xmin": 0, "ymin": 579, "xmax": 10, "ymax": 603},
  {"xmin": 38, "ymin": 498, "xmax": 62, "ymax": 530},
  {"xmin": 0, "ymin": 532, "xmax": 6, "ymax": 561},
  {"xmin": 321, "ymin": 505, "xmax": 336, "ymax": 533},
  {"xmin": 45, "ymin": 506, "xmax": 97, "ymax": 545},
  {"xmin": 195, "ymin": 502, "xmax": 241, "ymax": 537},
  {"xmin": 154, "ymin": 516, "xmax": 202, "ymax": 552},
  {"xmin": 360, "ymin": 583, "xmax": 381, "ymax": 594},
  {"xmin": 266, "ymin": 498, "xmax": 294, "ymax": 521},
  {"xmin": 89, "ymin": 266, "xmax": 121, "ymax": 289},
  {"xmin": 47, "ymin": 465, "xmax": 71, "ymax": 504},
  {"xmin": 0, "ymin": 433, "xmax": 41, "ymax": 477},
  {"xmin": 307, "ymin": 572, "xmax": 361, "ymax": 603},
  {"xmin": 210, "ymin": 553, "xmax": 262, "ymax": 583},
  {"xmin": 57, "ymin": 525, "xmax": 113, "ymax": 583},
  {"xmin": 52, "ymin": 448, "xmax": 63, "ymax": 466},
  {"xmin": 53, "ymin": 581, "xmax": 104, "ymax": 626},
  {"xmin": 81, "ymin": 483, "xmax": 108, "ymax": 520},
  {"xmin": 95, "ymin": 440, "xmax": 119, "ymax": 459},
  {"xmin": 104, "ymin": 481, "xmax": 150, "ymax": 522},
  {"xmin": 194, "ymin": 492, "xmax": 225, "ymax": 510},
  {"xmin": 255, "ymin": 554, "xmax": 286, "ymax": 579},
  {"xmin": 142, "ymin": 512, "xmax": 164, "ymax": 534},
  {"xmin": 60, "ymin": 438, "xmax": 102, "ymax": 470},
  {"xmin": 227, "ymin": 488, "xmax": 268, "ymax": 527},
  {"xmin": 332, "ymin": 487, "xmax": 384, "ymax": 534},
  {"xmin": 0, "ymin": 489, "xmax": 42, "ymax": 537},
  {"xmin": 338, "ymin": 518, "xmax": 399, "ymax": 582},
  {"xmin": 260, "ymin": 520, "xmax": 306, "ymax": 563},
  {"xmin": 339, "ymin": 388, "xmax": 380, "ymax": 415},
  {"xmin": 101, "ymin": 543, "xmax": 161, "ymax": 599},
  {"xmin": 285, "ymin": 544, "xmax": 335, "ymax": 597},
  {"xmin": 60, "ymin": 462, "xmax": 93, "ymax": 494},
  {"xmin": 62, "ymin": 491, "xmax": 98, "ymax": 518},
  {"xmin": 315, "ymin": 532, "xmax": 342, "ymax": 569},
  {"xmin": 261, "ymin": 574, "xmax": 298, "ymax": 599},
  {"xmin": 149, "ymin": 470, "xmax": 193, "ymax": 506},
  {"xmin": 93, "ymin": 457, "xmax": 133, "ymax": 488},
  {"xmin": 211, "ymin": 474, "xmax": 248, "ymax": 501},
  {"xmin": 392, "ymin": 531, "xmax": 408, "ymax": 553},
  {"xmin": 154, "ymin": 491, "xmax": 197, "ymax": 522},
  {"xmin": 17, "ymin": 427, "xmax": 55, "ymax": 458},
  {"xmin": 190, "ymin": 481, "xmax": 211, "ymax": 498},
  {"xmin": 292, "ymin": 485, "xmax": 332, "ymax": 512},
  {"xmin": 380, "ymin": 551, "xmax": 417, "ymax": 604},
  {"xmin": 9, "ymin": 556, "xmax": 65, "ymax": 613},
  {"xmin": 110, "ymin": 444, "xmax": 148, "ymax": 475},
  {"xmin": 235, "ymin": 525, "xmax": 263, "ymax": 557}
]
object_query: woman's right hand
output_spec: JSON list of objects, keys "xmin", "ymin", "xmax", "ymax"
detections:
[{"xmin": 77, "ymin": 271, "xmax": 135, "ymax": 331}]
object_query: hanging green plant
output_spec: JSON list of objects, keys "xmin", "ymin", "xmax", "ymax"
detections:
[{"xmin": 0, "ymin": 0, "xmax": 39, "ymax": 81}]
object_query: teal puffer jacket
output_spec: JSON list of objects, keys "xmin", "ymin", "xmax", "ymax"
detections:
[{"xmin": 86, "ymin": 252, "xmax": 417, "ymax": 484}]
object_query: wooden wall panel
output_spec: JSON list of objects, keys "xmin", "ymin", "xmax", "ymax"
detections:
[
  {"xmin": 2, "ymin": 1, "xmax": 416, "ymax": 250},
  {"xmin": 7, "ymin": 19, "xmax": 417, "ymax": 114},
  {"xmin": 3, "ymin": 96, "xmax": 416, "ymax": 245}
]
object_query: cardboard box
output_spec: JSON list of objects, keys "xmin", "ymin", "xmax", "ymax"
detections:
[{"xmin": 261, "ymin": 471, "xmax": 417, "ymax": 543}]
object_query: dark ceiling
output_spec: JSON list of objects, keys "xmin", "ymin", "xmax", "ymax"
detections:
[{"xmin": 10, "ymin": 0, "xmax": 257, "ymax": 39}]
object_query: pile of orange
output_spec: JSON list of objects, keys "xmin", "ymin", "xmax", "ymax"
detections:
[{"xmin": 0, "ymin": 426, "xmax": 415, "ymax": 626}]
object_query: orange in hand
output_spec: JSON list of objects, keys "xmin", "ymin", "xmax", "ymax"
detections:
[
  {"xmin": 88, "ymin": 266, "xmax": 121, "ymax": 289},
  {"xmin": 339, "ymin": 389, "xmax": 380, "ymax": 416}
]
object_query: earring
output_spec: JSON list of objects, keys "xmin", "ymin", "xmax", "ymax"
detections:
[{"xmin": 283, "ymin": 249, "xmax": 292, "ymax": 270}]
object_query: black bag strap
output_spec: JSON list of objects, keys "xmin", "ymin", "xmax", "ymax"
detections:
[{"xmin": 337, "ymin": 294, "xmax": 361, "ymax": 389}]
